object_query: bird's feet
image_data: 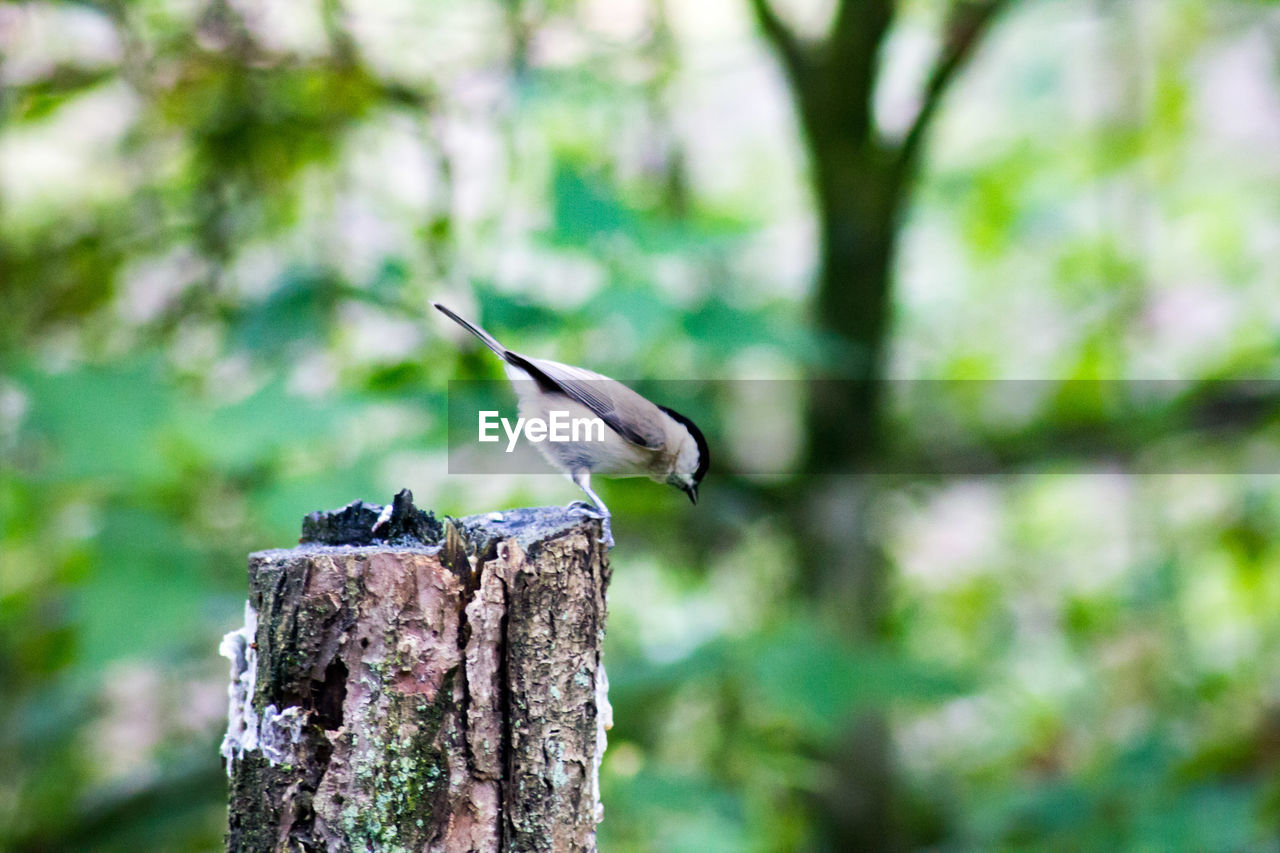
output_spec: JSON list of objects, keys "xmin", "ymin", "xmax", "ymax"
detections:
[
  {"xmin": 567, "ymin": 499, "xmax": 606, "ymax": 517},
  {"xmin": 567, "ymin": 501, "xmax": 614, "ymax": 548}
]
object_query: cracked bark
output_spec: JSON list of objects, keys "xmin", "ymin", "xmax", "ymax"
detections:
[{"xmin": 221, "ymin": 494, "xmax": 611, "ymax": 852}]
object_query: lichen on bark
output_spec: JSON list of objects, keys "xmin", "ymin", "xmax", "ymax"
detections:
[{"xmin": 223, "ymin": 493, "xmax": 610, "ymax": 852}]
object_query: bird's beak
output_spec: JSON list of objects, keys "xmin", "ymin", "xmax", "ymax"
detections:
[{"xmin": 685, "ymin": 484, "xmax": 698, "ymax": 505}]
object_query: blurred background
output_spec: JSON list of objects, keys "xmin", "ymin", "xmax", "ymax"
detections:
[{"xmin": 4, "ymin": 0, "xmax": 1280, "ymax": 849}]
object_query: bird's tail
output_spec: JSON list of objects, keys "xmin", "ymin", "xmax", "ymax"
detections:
[{"xmin": 432, "ymin": 302, "xmax": 508, "ymax": 358}]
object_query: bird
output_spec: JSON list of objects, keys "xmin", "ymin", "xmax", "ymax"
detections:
[{"xmin": 432, "ymin": 302, "xmax": 709, "ymax": 545}]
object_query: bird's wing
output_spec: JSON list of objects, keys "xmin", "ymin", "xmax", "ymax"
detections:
[{"xmin": 522, "ymin": 357, "xmax": 668, "ymax": 450}]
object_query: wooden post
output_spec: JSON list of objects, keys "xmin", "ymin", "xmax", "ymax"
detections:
[{"xmin": 220, "ymin": 491, "xmax": 611, "ymax": 852}]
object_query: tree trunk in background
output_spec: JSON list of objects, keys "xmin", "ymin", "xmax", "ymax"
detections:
[
  {"xmin": 797, "ymin": 163, "xmax": 902, "ymax": 850},
  {"xmin": 801, "ymin": 156, "xmax": 901, "ymax": 630},
  {"xmin": 749, "ymin": 0, "xmax": 1011, "ymax": 847},
  {"xmin": 221, "ymin": 496, "xmax": 611, "ymax": 852}
]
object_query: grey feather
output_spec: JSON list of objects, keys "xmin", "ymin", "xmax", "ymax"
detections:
[{"xmin": 524, "ymin": 357, "xmax": 668, "ymax": 451}]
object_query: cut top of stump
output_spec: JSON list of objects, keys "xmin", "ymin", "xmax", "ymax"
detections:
[{"xmin": 281, "ymin": 487, "xmax": 601, "ymax": 556}]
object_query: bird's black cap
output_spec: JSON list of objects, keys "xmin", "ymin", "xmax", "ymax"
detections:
[{"xmin": 657, "ymin": 405, "xmax": 709, "ymax": 493}]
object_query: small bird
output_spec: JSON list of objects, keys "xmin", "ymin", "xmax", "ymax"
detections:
[{"xmin": 433, "ymin": 302, "xmax": 709, "ymax": 543}]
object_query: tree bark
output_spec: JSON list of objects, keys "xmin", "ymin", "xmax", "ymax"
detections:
[{"xmin": 220, "ymin": 492, "xmax": 611, "ymax": 852}]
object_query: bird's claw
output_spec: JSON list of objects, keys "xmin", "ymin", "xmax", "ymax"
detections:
[
  {"xmin": 567, "ymin": 500, "xmax": 605, "ymax": 518},
  {"xmin": 567, "ymin": 501, "xmax": 613, "ymax": 548}
]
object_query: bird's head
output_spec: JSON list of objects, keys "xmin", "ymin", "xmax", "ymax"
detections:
[{"xmin": 658, "ymin": 405, "xmax": 709, "ymax": 505}]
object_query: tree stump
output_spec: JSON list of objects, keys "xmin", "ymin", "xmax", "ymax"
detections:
[{"xmin": 220, "ymin": 491, "xmax": 612, "ymax": 852}]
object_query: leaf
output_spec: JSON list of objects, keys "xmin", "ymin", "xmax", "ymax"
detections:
[
  {"xmin": 16, "ymin": 359, "xmax": 172, "ymax": 485},
  {"xmin": 742, "ymin": 620, "xmax": 971, "ymax": 736}
]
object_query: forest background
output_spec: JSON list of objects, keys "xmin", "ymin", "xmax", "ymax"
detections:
[{"xmin": 4, "ymin": 0, "xmax": 1280, "ymax": 849}]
